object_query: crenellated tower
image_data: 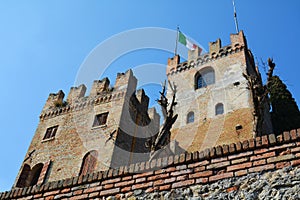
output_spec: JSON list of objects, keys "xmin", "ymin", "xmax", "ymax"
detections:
[
  {"xmin": 14, "ymin": 69, "xmax": 160, "ymax": 188},
  {"xmin": 166, "ymin": 31, "xmax": 273, "ymax": 152}
]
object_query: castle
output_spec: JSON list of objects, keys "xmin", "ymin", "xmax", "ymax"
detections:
[{"xmin": 11, "ymin": 31, "xmax": 275, "ymax": 192}]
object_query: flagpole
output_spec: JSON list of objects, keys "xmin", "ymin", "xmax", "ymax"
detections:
[
  {"xmin": 174, "ymin": 26, "xmax": 179, "ymax": 56},
  {"xmin": 232, "ymin": 0, "xmax": 240, "ymax": 33}
]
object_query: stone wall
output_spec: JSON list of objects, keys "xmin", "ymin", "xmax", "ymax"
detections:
[{"xmin": 1, "ymin": 128, "xmax": 299, "ymax": 199}]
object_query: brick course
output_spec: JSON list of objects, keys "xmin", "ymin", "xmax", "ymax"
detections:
[{"xmin": 0, "ymin": 130, "xmax": 299, "ymax": 199}]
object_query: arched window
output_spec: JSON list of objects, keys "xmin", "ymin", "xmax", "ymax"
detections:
[
  {"xmin": 195, "ymin": 67, "xmax": 215, "ymax": 89},
  {"xmin": 79, "ymin": 150, "xmax": 98, "ymax": 176},
  {"xmin": 16, "ymin": 164, "xmax": 31, "ymax": 187},
  {"xmin": 215, "ymin": 103, "xmax": 224, "ymax": 115},
  {"xmin": 29, "ymin": 163, "xmax": 43, "ymax": 186},
  {"xmin": 187, "ymin": 112, "xmax": 194, "ymax": 124}
]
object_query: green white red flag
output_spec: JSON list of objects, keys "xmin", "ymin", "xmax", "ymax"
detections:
[{"xmin": 178, "ymin": 31, "xmax": 199, "ymax": 51}]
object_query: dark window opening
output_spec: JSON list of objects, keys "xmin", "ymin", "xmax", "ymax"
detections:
[
  {"xmin": 187, "ymin": 112, "xmax": 194, "ymax": 124},
  {"xmin": 16, "ymin": 164, "xmax": 30, "ymax": 187},
  {"xmin": 93, "ymin": 112, "xmax": 109, "ymax": 127},
  {"xmin": 236, "ymin": 124, "xmax": 243, "ymax": 130},
  {"xmin": 215, "ymin": 103, "xmax": 224, "ymax": 115},
  {"xmin": 30, "ymin": 163, "xmax": 43, "ymax": 186},
  {"xmin": 43, "ymin": 125, "xmax": 58, "ymax": 140},
  {"xmin": 195, "ymin": 67, "xmax": 215, "ymax": 89}
]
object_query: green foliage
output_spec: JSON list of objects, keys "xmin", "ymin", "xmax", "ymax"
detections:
[{"xmin": 268, "ymin": 75, "xmax": 300, "ymax": 134}]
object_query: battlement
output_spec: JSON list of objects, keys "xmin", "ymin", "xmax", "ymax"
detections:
[
  {"xmin": 167, "ymin": 31, "xmax": 247, "ymax": 76},
  {"xmin": 40, "ymin": 69, "xmax": 142, "ymax": 120}
]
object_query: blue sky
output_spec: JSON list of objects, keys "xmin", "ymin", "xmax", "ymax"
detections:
[{"xmin": 0, "ymin": 1, "xmax": 299, "ymax": 191}]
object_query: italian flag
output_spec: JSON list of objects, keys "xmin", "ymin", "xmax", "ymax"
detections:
[{"xmin": 178, "ymin": 31, "xmax": 198, "ymax": 51}]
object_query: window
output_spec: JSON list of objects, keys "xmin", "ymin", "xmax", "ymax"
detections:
[
  {"xmin": 195, "ymin": 67, "xmax": 215, "ymax": 89},
  {"xmin": 79, "ymin": 150, "xmax": 98, "ymax": 176},
  {"xmin": 215, "ymin": 103, "xmax": 224, "ymax": 115},
  {"xmin": 16, "ymin": 164, "xmax": 30, "ymax": 187},
  {"xmin": 43, "ymin": 125, "xmax": 58, "ymax": 140},
  {"xmin": 29, "ymin": 163, "xmax": 43, "ymax": 186},
  {"xmin": 187, "ymin": 112, "xmax": 194, "ymax": 124},
  {"xmin": 93, "ymin": 112, "xmax": 108, "ymax": 127}
]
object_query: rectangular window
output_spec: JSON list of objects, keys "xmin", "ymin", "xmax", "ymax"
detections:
[
  {"xmin": 43, "ymin": 125, "xmax": 58, "ymax": 140},
  {"xmin": 93, "ymin": 112, "xmax": 108, "ymax": 127}
]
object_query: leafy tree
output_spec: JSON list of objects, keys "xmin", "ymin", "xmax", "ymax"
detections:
[{"xmin": 267, "ymin": 59, "xmax": 300, "ymax": 135}]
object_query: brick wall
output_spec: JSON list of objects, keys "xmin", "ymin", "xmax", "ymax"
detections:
[{"xmin": 1, "ymin": 128, "xmax": 299, "ymax": 199}]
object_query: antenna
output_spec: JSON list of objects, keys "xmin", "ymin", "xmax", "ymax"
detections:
[{"xmin": 232, "ymin": 0, "xmax": 240, "ymax": 33}]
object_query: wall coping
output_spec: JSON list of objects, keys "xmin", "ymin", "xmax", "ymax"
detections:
[{"xmin": 1, "ymin": 128, "xmax": 299, "ymax": 199}]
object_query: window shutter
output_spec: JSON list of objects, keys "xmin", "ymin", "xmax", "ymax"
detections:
[{"xmin": 37, "ymin": 161, "xmax": 51, "ymax": 185}]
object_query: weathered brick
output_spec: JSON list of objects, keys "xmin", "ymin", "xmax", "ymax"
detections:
[
  {"xmin": 227, "ymin": 162, "xmax": 252, "ymax": 172},
  {"xmin": 255, "ymin": 137, "xmax": 262, "ymax": 147},
  {"xmin": 291, "ymin": 159, "xmax": 300, "ymax": 166},
  {"xmin": 268, "ymin": 134, "xmax": 276, "ymax": 145},
  {"xmin": 165, "ymin": 167, "xmax": 176, "ymax": 173},
  {"xmin": 207, "ymin": 161, "xmax": 230, "ymax": 169},
  {"xmin": 228, "ymin": 151, "xmax": 253, "ymax": 160},
  {"xmin": 132, "ymin": 182, "xmax": 153, "ymax": 190},
  {"xmin": 262, "ymin": 135, "xmax": 269, "ymax": 146},
  {"xmin": 170, "ymin": 169, "xmax": 192, "ymax": 176},
  {"xmin": 235, "ymin": 142, "xmax": 242, "ymax": 152},
  {"xmin": 211, "ymin": 157, "xmax": 227, "ymax": 164},
  {"xmin": 194, "ymin": 166, "xmax": 205, "ymax": 172},
  {"xmin": 250, "ymin": 151, "xmax": 276, "ymax": 161},
  {"xmin": 148, "ymin": 173, "xmax": 169, "ymax": 181},
  {"xmin": 222, "ymin": 145, "xmax": 229, "ymax": 155},
  {"xmin": 103, "ymin": 183, "xmax": 114, "ymax": 189},
  {"xmin": 70, "ymin": 194, "xmax": 89, "ymax": 200},
  {"xmin": 122, "ymin": 175, "xmax": 132, "ymax": 181},
  {"xmin": 291, "ymin": 147, "xmax": 300, "ymax": 153},
  {"xmin": 172, "ymin": 180, "xmax": 195, "ymax": 188},
  {"xmin": 189, "ymin": 170, "xmax": 213, "ymax": 178},
  {"xmin": 276, "ymin": 161, "xmax": 291, "ymax": 169},
  {"xmin": 229, "ymin": 143, "xmax": 236, "ymax": 153},
  {"xmin": 88, "ymin": 192, "xmax": 99, "ymax": 198},
  {"xmin": 72, "ymin": 190, "xmax": 83, "ymax": 195},
  {"xmin": 242, "ymin": 140, "xmax": 249, "ymax": 150},
  {"xmin": 283, "ymin": 131, "xmax": 291, "ymax": 142},
  {"xmin": 253, "ymin": 159, "xmax": 266, "ymax": 166},
  {"xmin": 176, "ymin": 175, "xmax": 188, "ymax": 181},
  {"xmin": 115, "ymin": 180, "xmax": 135, "ymax": 187},
  {"xmin": 196, "ymin": 177, "xmax": 208, "ymax": 184},
  {"xmin": 248, "ymin": 164, "xmax": 274, "ymax": 173},
  {"xmin": 254, "ymin": 148, "xmax": 269, "ymax": 154},
  {"xmin": 133, "ymin": 171, "xmax": 153, "ymax": 179},
  {"xmin": 164, "ymin": 177, "xmax": 176, "ymax": 184},
  {"xmin": 121, "ymin": 186, "xmax": 131, "ymax": 193},
  {"xmin": 231, "ymin": 157, "xmax": 249, "ymax": 164},
  {"xmin": 248, "ymin": 139, "xmax": 255, "ymax": 149},
  {"xmin": 176, "ymin": 164, "xmax": 187, "ymax": 170},
  {"xmin": 99, "ymin": 188, "xmax": 120, "ymax": 196},
  {"xmin": 159, "ymin": 184, "xmax": 171, "ymax": 191},
  {"xmin": 210, "ymin": 147, "xmax": 216, "ymax": 158},
  {"xmin": 153, "ymin": 179, "xmax": 164, "ymax": 186},
  {"xmin": 267, "ymin": 154, "xmax": 295, "ymax": 163},
  {"xmin": 209, "ymin": 172, "xmax": 233, "ymax": 182},
  {"xmin": 188, "ymin": 160, "xmax": 209, "ymax": 168},
  {"xmin": 135, "ymin": 177, "xmax": 146, "ymax": 183},
  {"xmin": 290, "ymin": 129, "xmax": 297, "ymax": 140},
  {"xmin": 234, "ymin": 169, "xmax": 248, "ymax": 177}
]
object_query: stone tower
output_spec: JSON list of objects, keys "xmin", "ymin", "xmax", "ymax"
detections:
[
  {"xmin": 13, "ymin": 69, "xmax": 160, "ymax": 188},
  {"xmin": 166, "ymin": 31, "xmax": 273, "ymax": 152}
]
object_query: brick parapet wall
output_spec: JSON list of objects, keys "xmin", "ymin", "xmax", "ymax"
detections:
[{"xmin": 1, "ymin": 128, "xmax": 300, "ymax": 200}]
